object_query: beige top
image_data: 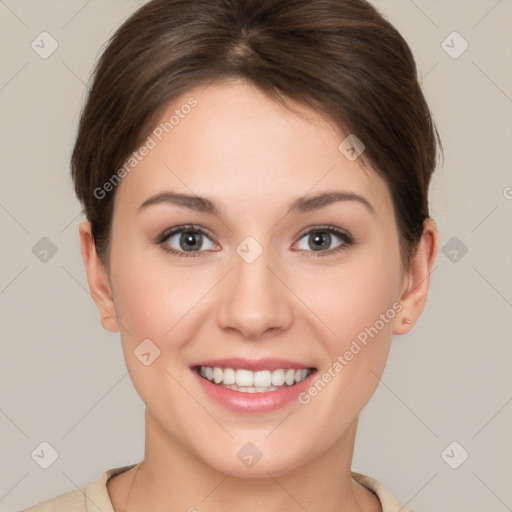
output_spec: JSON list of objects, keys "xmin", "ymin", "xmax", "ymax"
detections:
[{"xmin": 21, "ymin": 464, "xmax": 413, "ymax": 512}]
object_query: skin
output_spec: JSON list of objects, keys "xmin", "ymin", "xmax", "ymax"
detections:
[{"xmin": 79, "ymin": 78, "xmax": 438, "ymax": 512}]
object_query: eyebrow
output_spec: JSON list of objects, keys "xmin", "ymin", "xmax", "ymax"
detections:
[{"xmin": 138, "ymin": 190, "xmax": 376, "ymax": 217}]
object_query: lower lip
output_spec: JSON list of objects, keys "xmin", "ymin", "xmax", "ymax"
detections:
[{"xmin": 192, "ymin": 369, "xmax": 315, "ymax": 414}]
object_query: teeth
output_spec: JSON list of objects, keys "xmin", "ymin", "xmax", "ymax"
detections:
[
  {"xmin": 253, "ymin": 370, "xmax": 271, "ymax": 387},
  {"xmin": 236, "ymin": 369, "xmax": 254, "ymax": 387},
  {"xmin": 226, "ymin": 384, "xmax": 281, "ymax": 393},
  {"xmin": 223, "ymin": 367, "xmax": 236, "ymax": 385},
  {"xmin": 213, "ymin": 367, "xmax": 223, "ymax": 384},
  {"xmin": 271, "ymin": 369, "xmax": 285, "ymax": 386},
  {"xmin": 198, "ymin": 366, "xmax": 312, "ymax": 391}
]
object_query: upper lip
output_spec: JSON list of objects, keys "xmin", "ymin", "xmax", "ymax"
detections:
[{"xmin": 191, "ymin": 357, "xmax": 315, "ymax": 372}]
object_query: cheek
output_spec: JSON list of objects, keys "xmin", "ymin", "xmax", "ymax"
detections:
[
  {"xmin": 109, "ymin": 241, "xmax": 194, "ymax": 338},
  {"xmin": 108, "ymin": 246, "xmax": 200, "ymax": 413},
  {"xmin": 292, "ymin": 237, "xmax": 401, "ymax": 405},
  {"xmin": 295, "ymin": 241, "xmax": 401, "ymax": 345},
  {"xmin": 318, "ymin": 256, "xmax": 400, "ymax": 409}
]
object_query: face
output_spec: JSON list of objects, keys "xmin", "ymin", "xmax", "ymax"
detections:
[{"xmin": 91, "ymin": 79, "xmax": 411, "ymax": 477}]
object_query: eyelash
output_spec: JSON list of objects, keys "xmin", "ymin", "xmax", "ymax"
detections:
[{"xmin": 156, "ymin": 224, "xmax": 355, "ymax": 258}]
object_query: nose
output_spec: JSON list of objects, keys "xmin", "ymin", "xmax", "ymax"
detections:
[{"xmin": 216, "ymin": 250, "xmax": 294, "ymax": 341}]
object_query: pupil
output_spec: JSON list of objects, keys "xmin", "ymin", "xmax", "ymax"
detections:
[
  {"xmin": 181, "ymin": 231, "xmax": 201, "ymax": 251},
  {"xmin": 310, "ymin": 232, "xmax": 330, "ymax": 250}
]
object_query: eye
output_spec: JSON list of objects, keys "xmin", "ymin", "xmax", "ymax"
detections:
[
  {"xmin": 293, "ymin": 225, "xmax": 354, "ymax": 257},
  {"xmin": 157, "ymin": 224, "xmax": 354, "ymax": 258},
  {"xmin": 158, "ymin": 225, "xmax": 218, "ymax": 257}
]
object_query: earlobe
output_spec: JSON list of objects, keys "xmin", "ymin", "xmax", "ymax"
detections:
[
  {"xmin": 78, "ymin": 219, "xmax": 120, "ymax": 333},
  {"xmin": 393, "ymin": 218, "xmax": 438, "ymax": 335}
]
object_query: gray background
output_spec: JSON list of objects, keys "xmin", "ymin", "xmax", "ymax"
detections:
[{"xmin": 1, "ymin": 1, "xmax": 511, "ymax": 511}]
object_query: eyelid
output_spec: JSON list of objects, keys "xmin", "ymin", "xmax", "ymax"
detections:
[
  {"xmin": 295, "ymin": 224, "xmax": 351, "ymax": 240},
  {"xmin": 157, "ymin": 224, "xmax": 214, "ymax": 243}
]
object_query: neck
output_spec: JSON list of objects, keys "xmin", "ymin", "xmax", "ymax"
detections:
[{"xmin": 114, "ymin": 410, "xmax": 378, "ymax": 512}]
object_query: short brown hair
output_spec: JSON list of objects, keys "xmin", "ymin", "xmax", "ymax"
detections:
[{"xmin": 71, "ymin": 0, "xmax": 442, "ymax": 269}]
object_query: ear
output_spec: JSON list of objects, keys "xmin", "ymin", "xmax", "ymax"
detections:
[
  {"xmin": 78, "ymin": 219, "xmax": 119, "ymax": 333},
  {"xmin": 393, "ymin": 217, "xmax": 438, "ymax": 335}
]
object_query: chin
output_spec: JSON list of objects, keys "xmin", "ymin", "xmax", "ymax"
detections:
[{"xmin": 189, "ymin": 433, "xmax": 318, "ymax": 479}]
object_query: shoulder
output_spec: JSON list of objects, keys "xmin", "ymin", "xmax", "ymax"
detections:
[
  {"xmin": 20, "ymin": 488, "xmax": 86, "ymax": 512},
  {"xmin": 19, "ymin": 464, "xmax": 137, "ymax": 512},
  {"xmin": 351, "ymin": 471, "xmax": 415, "ymax": 512}
]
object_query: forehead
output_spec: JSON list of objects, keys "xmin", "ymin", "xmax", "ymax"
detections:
[{"xmin": 113, "ymin": 79, "xmax": 392, "ymax": 218}]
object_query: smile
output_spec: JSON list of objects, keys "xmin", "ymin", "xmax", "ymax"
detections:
[
  {"xmin": 195, "ymin": 366, "xmax": 313, "ymax": 393},
  {"xmin": 191, "ymin": 357, "xmax": 317, "ymax": 413}
]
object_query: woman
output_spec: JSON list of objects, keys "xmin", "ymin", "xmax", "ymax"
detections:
[{"xmin": 23, "ymin": 0, "xmax": 440, "ymax": 510}]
